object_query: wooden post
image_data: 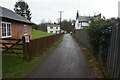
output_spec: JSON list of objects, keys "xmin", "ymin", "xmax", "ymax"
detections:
[
  {"xmin": 22, "ymin": 36, "xmax": 29, "ymax": 60},
  {"xmin": 22, "ymin": 37, "xmax": 27, "ymax": 60},
  {"xmin": 22, "ymin": 35, "xmax": 31, "ymax": 61}
]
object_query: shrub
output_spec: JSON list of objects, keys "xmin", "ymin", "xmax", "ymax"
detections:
[{"xmin": 87, "ymin": 17, "xmax": 117, "ymax": 65}]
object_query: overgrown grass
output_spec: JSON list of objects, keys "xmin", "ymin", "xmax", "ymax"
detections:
[
  {"xmin": 2, "ymin": 36, "xmax": 63, "ymax": 78},
  {"xmin": 32, "ymin": 29, "xmax": 53, "ymax": 39}
]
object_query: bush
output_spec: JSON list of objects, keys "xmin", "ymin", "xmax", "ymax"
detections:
[{"xmin": 87, "ymin": 17, "xmax": 117, "ymax": 65}]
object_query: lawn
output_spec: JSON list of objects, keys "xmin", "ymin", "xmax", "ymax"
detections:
[
  {"xmin": 2, "ymin": 51, "xmax": 50, "ymax": 78},
  {"xmin": 32, "ymin": 29, "xmax": 53, "ymax": 39}
]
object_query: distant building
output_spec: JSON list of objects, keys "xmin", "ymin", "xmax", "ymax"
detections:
[
  {"xmin": 47, "ymin": 24, "xmax": 60, "ymax": 34},
  {"xmin": 75, "ymin": 11, "xmax": 92, "ymax": 29}
]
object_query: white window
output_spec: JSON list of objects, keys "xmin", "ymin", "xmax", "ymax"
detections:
[
  {"xmin": 1, "ymin": 22, "xmax": 11, "ymax": 38},
  {"xmin": 24, "ymin": 25, "xmax": 28, "ymax": 35}
]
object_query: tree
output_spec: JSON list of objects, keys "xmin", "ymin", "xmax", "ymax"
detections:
[
  {"xmin": 38, "ymin": 23, "xmax": 48, "ymax": 32},
  {"xmin": 61, "ymin": 19, "xmax": 75, "ymax": 33},
  {"xmin": 14, "ymin": 0, "xmax": 32, "ymax": 20}
]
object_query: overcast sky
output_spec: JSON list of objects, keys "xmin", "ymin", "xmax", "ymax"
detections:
[{"xmin": 0, "ymin": 0, "xmax": 120, "ymax": 24}]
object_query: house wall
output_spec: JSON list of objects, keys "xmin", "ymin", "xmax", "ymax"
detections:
[
  {"xmin": 11, "ymin": 22, "xmax": 32, "ymax": 39},
  {"xmin": 75, "ymin": 19, "xmax": 90, "ymax": 29},
  {"xmin": 82, "ymin": 22, "xmax": 89, "ymax": 27},
  {"xmin": 75, "ymin": 19, "xmax": 81, "ymax": 29},
  {"xmin": 0, "ymin": 21, "xmax": 32, "ymax": 39}
]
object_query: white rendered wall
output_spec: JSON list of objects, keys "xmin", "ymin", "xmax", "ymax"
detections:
[
  {"xmin": 82, "ymin": 22, "xmax": 89, "ymax": 27},
  {"xmin": 47, "ymin": 26, "xmax": 60, "ymax": 34},
  {"xmin": 75, "ymin": 19, "xmax": 81, "ymax": 29}
]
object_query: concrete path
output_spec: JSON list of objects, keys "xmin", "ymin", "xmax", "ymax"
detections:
[{"xmin": 26, "ymin": 34, "xmax": 92, "ymax": 78}]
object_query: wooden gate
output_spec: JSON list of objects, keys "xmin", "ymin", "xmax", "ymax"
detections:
[{"xmin": 0, "ymin": 39, "xmax": 23, "ymax": 57}]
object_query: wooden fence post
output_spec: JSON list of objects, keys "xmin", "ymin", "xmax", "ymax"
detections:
[
  {"xmin": 22, "ymin": 36, "xmax": 32, "ymax": 61},
  {"xmin": 22, "ymin": 36, "xmax": 29, "ymax": 60},
  {"xmin": 22, "ymin": 37, "xmax": 26, "ymax": 59}
]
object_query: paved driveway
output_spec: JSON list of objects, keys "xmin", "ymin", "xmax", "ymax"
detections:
[{"xmin": 27, "ymin": 34, "xmax": 92, "ymax": 78}]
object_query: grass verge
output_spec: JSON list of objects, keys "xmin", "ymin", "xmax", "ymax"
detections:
[
  {"xmin": 74, "ymin": 39, "xmax": 110, "ymax": 78},
  {"xmin": 2, "ymin": 35, "xmax": 63, "ymax": 78}
]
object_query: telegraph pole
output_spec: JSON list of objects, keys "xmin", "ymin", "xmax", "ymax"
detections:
[{"xmin": 58, "ymin": 11, "xmax": 64, "ymax": 28}]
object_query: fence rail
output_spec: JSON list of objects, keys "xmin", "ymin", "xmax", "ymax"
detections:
[{"xmin": 0, "ymin": 39, "xmax": 22, "ymax": 54}]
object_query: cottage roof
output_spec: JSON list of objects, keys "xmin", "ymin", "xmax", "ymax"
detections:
[
  {"xmin": 0, "ymin": 6, "xmax": 33, "ymax": 24},
  {"xmin": 78, "ymin": 16, "xmax": 92, "ymax": 22},
  {"xmin": 47, "ymin": 24, "xmax": 60, "ymax": 27}
]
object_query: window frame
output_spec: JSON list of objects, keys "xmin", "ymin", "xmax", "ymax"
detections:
[
  {"xmin": 1, "ymin": 21, "xmax": 12, "ymax": 38},
  {"xmin": 50, "ymin": 26, "xmax": 53, "ymax": 29},
  {"xmin": 24, "ymin": 24, "xmax": 28, "ymax": 35}
]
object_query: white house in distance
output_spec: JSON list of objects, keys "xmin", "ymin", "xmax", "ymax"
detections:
[
  {"xmin": 47, "ymin": 24, "xmax": 60, "ymax": 34},
  {"xmin": 75, "ymin": 11, "xmax": 92, "ymax": 29}
]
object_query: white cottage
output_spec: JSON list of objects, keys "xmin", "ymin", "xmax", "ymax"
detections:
[
  {"xmin": 47, "ymin": 24, "xmax": 60, "ymax": 34},
  {"xmin": 75, "ymin": 11, "xmax": 92, "ymax": 29}
]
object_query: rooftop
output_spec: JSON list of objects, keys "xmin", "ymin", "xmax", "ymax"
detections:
[
  {"xmin": 78, "ymin": 16, "xmax": 92, "ymax": 22},
  {"xmin": 0, "ymin": 6, "xmax": 33, "ymax": 24}
]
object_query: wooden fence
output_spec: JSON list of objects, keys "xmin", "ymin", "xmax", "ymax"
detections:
[
  {"xmin": 23, "ymin": 33, "xmax": 63, "ymax": 60},
  {"xmin": 106, "ymin": 24, "xmax": 120, "ymax": 78},
  {"xmin": 74, "ymin": 29, "xmax": 93, "ymax": 53},
  {"xmin": 74, "ymin": 25, "xmax": 120, "ymax": 78}
]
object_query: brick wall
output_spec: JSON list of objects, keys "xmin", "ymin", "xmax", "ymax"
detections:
[
  {"xmin": 0, "ymin": 21, "xmax": 32, "ymax": 39},
  {"xmin": 11, "ymin": 22, "xmax": 32, "ymax": 39}
]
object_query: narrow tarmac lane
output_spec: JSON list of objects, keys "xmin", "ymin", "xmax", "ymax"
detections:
[{"xmin": 27, "ymin": 34, "xmax": 92, "ymax": 78}]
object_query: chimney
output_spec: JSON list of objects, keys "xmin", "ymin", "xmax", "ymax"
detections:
[{"xmin": 76, "ymin": 10, "xmax": 79, "ymax": 20}]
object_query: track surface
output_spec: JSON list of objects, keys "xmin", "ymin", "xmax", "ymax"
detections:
[{"xmin": 27, "ymin": 34, "xmax": 92, "ymax": 78}]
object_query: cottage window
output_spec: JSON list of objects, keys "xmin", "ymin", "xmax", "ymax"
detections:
[
  {"xmin": 1, "ymin": 22, "xmax": 11, "ymax": 38},
  {"xmin": 24, "ymin": 25, "xmax": 28, "ymax": 35}
]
